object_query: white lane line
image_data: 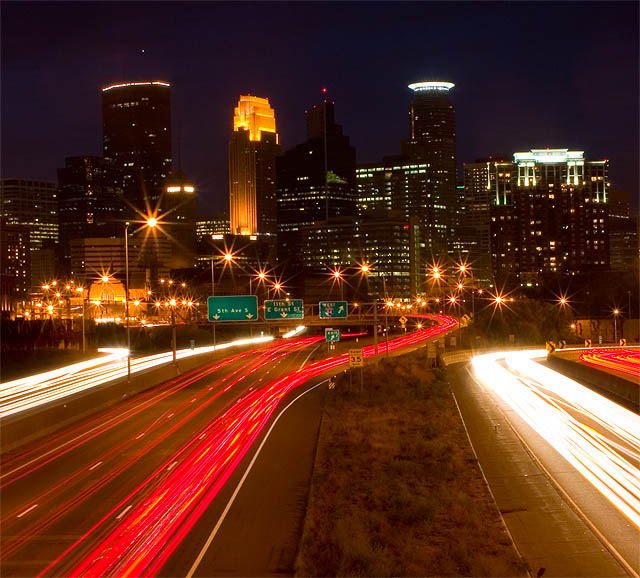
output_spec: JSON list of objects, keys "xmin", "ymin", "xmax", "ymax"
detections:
[
  {"xmin": 167, "ymin": 413, "xmax": 174, "ymax": 419},
  {"xmin": 116, "ymin": 504, "xmax": 132, "ymax": 520},
  {"xmin": 198, "ymin": 433, "xmax": 206, "ymax": 440},
  {"xmin": 191, "ymin": 398, "xmax": 197, "ymax": 403},
  {"xmin": 17, "ymin": 504, "xmax": 38, "ymax": 518},
  {"xmin": 89, "ymin": 461, "xmax": 103, "ymax": 471},
  {"xmin": 186, "ymin": 378, "xmax": 328, "ymax": 578},
  {"xmin": 167, "ymin": 461, "xmax": 178, "ymax": 471},
  {"xmin": 299, "ymin": 344, "xmax": 321, "ymax": 371},
  {"xmin": 136, "ymin": 433, "xmax": 144, "ymax": 439}
]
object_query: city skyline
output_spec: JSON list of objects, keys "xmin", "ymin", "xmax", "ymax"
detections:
[{"xmin": 2, "ymin": 2, "xmax": 638, "ymax": 213}]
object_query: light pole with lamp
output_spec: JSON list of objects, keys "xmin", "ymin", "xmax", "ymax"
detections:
[
  {"xmin": 613, "ymin": 308, "xmax": 619, "ymax": 343},
  {"xmin": 76, "ymin": 286, "xmax": 86, "ymax": 354},
  {"xmin": 169, "ymin": 298, "xmax": 177, "ymax": 365},
  {"xmin": 125, "ymin": 217, "xmax": 157, "ymax": 380}
]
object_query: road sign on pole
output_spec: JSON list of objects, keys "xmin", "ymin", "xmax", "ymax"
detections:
[
  {"xmin": 264, "ymin": 299, "xmax": 304, "ymax": 320},
  {"xmin": 349, "ymin": 348, "xmax": 363, "ymax": 367},
  {"xmin": 325, "ymin": 328, "xmax": 340, "ymax": 342},
  {"xmin": 207, "ymin": 295, "xmax": 258, "ymax": 322},
  {"xmin": 319, "ymin": 301, "xmax": 348, "ymax": 319}
]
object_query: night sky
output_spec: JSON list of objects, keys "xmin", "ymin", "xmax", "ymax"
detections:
[{"xmin": 2, "ymin": 1, "xmax": 638, "ymax": 213}]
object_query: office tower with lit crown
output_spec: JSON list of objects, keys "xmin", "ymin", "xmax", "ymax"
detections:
[
  {"xmin": 102, "ymin": 81, "xmax": 172, "ymax": 212},
  {"xmin": 102, "ymin": 81, "xmax": 173, "ymax": 280},
  {"xmin": 490, "ymin": 149, "xmax": 610, "ymax": 287},
  {"xmin": 163, "ymin": 170, "xmax": 197, "ymax": 269},
  {"xmin": 0, "ymin": 178, "xmax": 58, "ymax": 289},
  {"xmin": 229, "ymin": 95, "xmax": 280, "ymax": 237},
  {"xmin": 57, "ymin": 156, "xmax": 124, "ymax": 274},
  {"xmin": 402, "ymin": 81, "xmax": 456, "ymax": 256},
  {"xmin": 276, "ymin": 99, "xmax": 357, "ymax": 267}
]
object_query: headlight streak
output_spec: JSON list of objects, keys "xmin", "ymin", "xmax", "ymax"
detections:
[
  {"xmin": 579, "ymin": 348, "xmax": 640, "ymax": 378},
  {"xmin": 0, "ymin": 336, "xmax": 275, "ymax": 419},
  {"xmin": 37, "ymin": 316, "xmax": 456, "ymax": 577},
  {"xmin": 471, "ymin": 350, "xmax": 640, "ymax": 530},
  {"xmin": 3, "ymin": 337, "xmax": 324, "ymax": 564}
]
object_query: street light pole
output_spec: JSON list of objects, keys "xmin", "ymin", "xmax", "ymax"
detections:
[
  {"xmin": 383, "ymin": 277, "xmax": 389, "ymax": 357},
  {"xmin": 211, "ymin": 257, "xmax": 216, "ymax": 348},
  {"xmin": 171, "ymin": 303, "xmax": 177, "ymax": 365},
  {"xmin": 125, "ymin": 223, "xmax": 131, "ymax": 380}
]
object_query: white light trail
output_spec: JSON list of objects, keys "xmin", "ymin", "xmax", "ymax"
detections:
[
  {"xmin": 471, "ymin": 349, "xmax": 640, "ymax": 529},
  {"xmin": 282, "ymin": 325, "xmax": 306, "ymax": 339},
  {"xmin": 0, "ymin": 336, "xmax": 273, "ymax": 419}
]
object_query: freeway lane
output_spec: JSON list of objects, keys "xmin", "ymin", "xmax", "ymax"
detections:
[
  {"xmin": 470, "ymin": 350, "xmax": 640, "ymax": 576},
  {"xmin": 579, "ymin": 347, "xmax": 640, "ymax": 379},
  {"xmin": 2, "ymin": 316, "xmax": 456, "ymax": 577},
  {"xmin": 1, "ymin": 336, "xmax": 323, "ymax": 577}
]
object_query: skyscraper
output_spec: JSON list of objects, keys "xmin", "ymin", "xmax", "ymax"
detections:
[
  {"xmin": 490, "ymin": 149, "xmax": 610, "ymax": 287},
  {"xmin": 276, "ymin": 99, "xmax": 357, "ymax": 265},
  {"xmin": 462, "ymin": 158, "xmax": 513, "ymax": 283},
  {"xmin": 0, "ymin": 178, "xmax": 58, "ymax": 288},
  {"xmin": 102, "ymin": 81, "xmax": 172, "ymax": 215},
  {"xmin": 163, "ymin": 170, "xmax": 197, "ymax": 269},
  {"xmin": 228, "ymin": 95, "xmax": 279, "ymax": 236},
  {"xmin": 403, "ymin": 81, "xmax": 457, "ymax": 256},
  {"xmin": 57, "ymin": 156, "xmax": 124, "ymax": 273},
  {"xmin": 102, "ymin": 81, "xmax": 173, "ymax": 281}
]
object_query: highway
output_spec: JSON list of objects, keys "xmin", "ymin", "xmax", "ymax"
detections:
[
  {"xmin": 470, "ymin": 349, "xmax": 640, "ymax": 576},
  {"xmin": 0, "ymin": 335, "xmax": 277, "ymax": 419},
  {"xmin": 579, "ymin": 347, "xmax": 640, "ymax": 378},
  {"xmin": 1, "ymin": 316, "xmax": 455, "ymax": 577}
]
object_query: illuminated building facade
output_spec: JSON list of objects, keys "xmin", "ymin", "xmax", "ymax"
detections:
[
  {"xmin": 276, "ymin": 99, "xmax": 357, "ymax": 267},
  {"xmin": 195, "ymin": 213, "xmax": 230, "ymax": 268},
  {"xmin": 228, "ymin": 95, "xmax": 279, "ymax": 237},
  {"xmin": 1, "ymin": 221, "xmax": 30, "ymax": 314},
  {"xmin": 490, "ymin": 149, "xmax": 610, "ymax": 286},
  {"xmin": 102, "ymin": 81, "xmax": 172, "ymax": 213},
  {"xmin": 102, "ymin": 81, "xmax": 173, "ymax": 281},
  {"xmin": 70, "ymin": 237, "xmax": 144, "ymax": 283},
  {"xmin": 57, "ymin": 156, "xmax": 124, "ymax": 273},
  {"xmin": 403, "ymin": 81, "xmax": 457, "ymax": 254},
  {"xmin": 1, "ymin": 178, "xmax": 58, "ymax": 289},
  {"xmin": 162, "ymin": 171, "xmax": 197, "ymax": 269},
  {"xmin": 297, "ymin": 211, "xmax": 420, "ymax": 299},
  {"xmin": 461, "ymin": 158, "xmax": 513, "ymax": 283}
]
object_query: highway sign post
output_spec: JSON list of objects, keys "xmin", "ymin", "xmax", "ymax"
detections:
[
  {"xmin": 264, "ymin": 299, "xmax": 304, "ymax": 320},
  {"xmin": 325, "ymin": 328, "xmax": 340, "ymax": 342},
  {"xmin": 319, "ymin": 301, "xmax": 348, "ymax": 319},
  {"xmin": 207, "ymin": 295, "xmax": 258, "ymax": 322},
  {"xmin": 349, "ymin": 348, "xmax": 363, "ymax": 367},
  {"xmin": 349, "ymin": 348, "xmax": 364, "ymax": 391}
]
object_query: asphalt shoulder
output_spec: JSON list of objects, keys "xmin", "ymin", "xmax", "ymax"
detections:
[
  {"xmin": 449, "ymin": 362, "xmax": 628, "ymax": 578},
  {"xmin": 191, "ymin": 378, "xmax": 327, "ymax": 577}
]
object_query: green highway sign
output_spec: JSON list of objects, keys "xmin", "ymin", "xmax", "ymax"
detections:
[
  {"xmin": 325, "ymin": 328, "xmax": 340, "ymax": 342},
  {"xmin": 207, "ymin": 295, "xmax": 258, "ymax": 322},
  {"xmin": 319, "ymin": 301, "xmax": 348, "ymax": 319},
  {"xmin": 264, "ymin": 299, "xmax": 304, "ymax": 320}
]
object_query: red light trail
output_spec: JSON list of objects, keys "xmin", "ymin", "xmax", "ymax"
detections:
[
  {"xmin": 579, "ymin": 348, "xmax": 640, "ymax": 378},
  {"xmin": 32, "ymin": 316, "xmax": 455, "ymax": 577}
]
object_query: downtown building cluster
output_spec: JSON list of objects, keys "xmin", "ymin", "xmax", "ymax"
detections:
[{"xmin": 1, "ymin": 79, "xmax": 638, "ymax": 318}]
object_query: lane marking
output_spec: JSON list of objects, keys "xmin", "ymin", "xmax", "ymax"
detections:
[
  {"xmin": 186, "ymin": 378, "xmax": 328, "ymax": 578},
  {"xmin": 167, "ymin": 461, "xmax": 178, "ymax": 471},
  {"xmin": 88, "ymin": 461, "xmax": 102, "ymax": 471},
  {"xmin": 17, "ymin": 504, "xmax": 38, "ymax": 518},
  {"xmin": 116, "ymin": 504, "xmax": 132, "ymax": 520},
  {"xmin": 136, "ymin": 433, "xmax": 144, "ymax": 439}
]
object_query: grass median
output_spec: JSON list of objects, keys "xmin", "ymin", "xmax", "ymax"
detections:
[{"xmin": 295, "ymin": 348, "xmax": 527, "ymax": 577}]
